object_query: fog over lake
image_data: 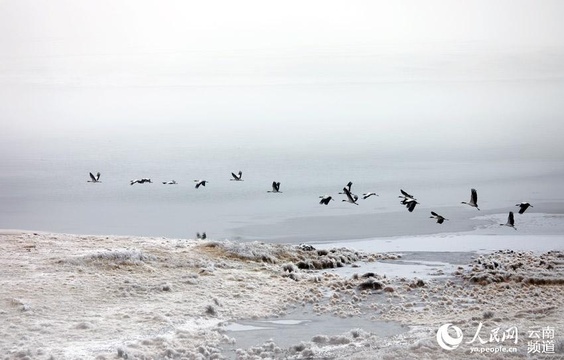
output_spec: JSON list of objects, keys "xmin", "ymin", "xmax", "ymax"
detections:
[{"xmin": 1, "ymin": 0, "xmax": 563, "ymax": 239}]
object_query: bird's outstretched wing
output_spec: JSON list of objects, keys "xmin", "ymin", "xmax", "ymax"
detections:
[
  {"xmin": 508, "ymin": 211, "xmax": 514, "ymax": 226},
  {"xmin": 518, "ymin": 204, "xmax": 526, "ymax": 214},
  {"xmin": 343, "ymin": 187, "xmax": 358, "ymax": 204},
  {"xmin": 96, "ymin": 172, "xmax": 101, "ymax": 181},
  {"xmin": 471, "ymin": 188, "xmax": 478, "ymax": 204},
  {"xmin": 400, "ymin": 189, "xmax": 413, "ymax": 198},
  {"xmin": 431, "ymin": 211, "xmax": 439, "ymax": 217},
  {"xmin": 89, "ymin": 172, "xmax": 96, "ymax": 182}
]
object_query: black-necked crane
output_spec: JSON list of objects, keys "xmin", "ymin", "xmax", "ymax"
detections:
[
  {"xmin": 516, "ymin": 202, "xmax": 533, "ymax": 214},
  {"xmin": 362, "ymin": 192, "xmax": 379, "ymax": 199},
  {"xmin": 88, "ymin": 172, "xmax": 101, "ymax": 183},
  {"xmin": 194, "ymin": 180, "xmax": 208, "ymax": 189},
  {"xmin": 461, "ymin": 188, "xmax": 480, "ymax": 210},
  {"xmin": 130, "ymin": 178, "xmax": 152, "ymax": 185},
  {"xmin": 430, "ymin": 211, "xmax": 448, "ymax": 224},
  {"xmin": 196, "ymin": 232, "xmax": 207, "ymax": 240},
  {"xmin": 162, "ymin": 180, "xmax": 177, "ymax": 185},
  {"xmin": 319, "ymin": 195, "xmax": 334, "ymax": 205},
  {"xmin": 342, "ymin": 187, "xmax": 359, "ymax": 205},
  {"xmin": 500, "ymin": 211, "xmax": 517, "ymax": 230},
  {"xmin": 268, "ymin": 181, "xmax": 282, "ymax": 193},
  {"xmin": 230, "ymin": 171, "xmax": 243, "ymax": 181}
]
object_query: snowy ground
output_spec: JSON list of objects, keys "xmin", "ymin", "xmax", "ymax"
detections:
[{"xmin": 2, "ymin": 213, "xmax": 564, "ymax": 359}]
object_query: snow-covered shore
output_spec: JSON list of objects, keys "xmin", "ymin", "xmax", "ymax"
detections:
[{"xmin": 2, "ymin": 227, "xmax": 564, "ymax": 359}]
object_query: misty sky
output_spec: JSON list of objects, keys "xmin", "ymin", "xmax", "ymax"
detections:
[{"xmin": 1, "ymin": 0, "xmax": 564, "ymax": 158}]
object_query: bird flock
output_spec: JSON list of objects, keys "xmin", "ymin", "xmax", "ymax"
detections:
[{"xmin": 89, "ymin": 171, "xmax": 534, "ymax": 230}]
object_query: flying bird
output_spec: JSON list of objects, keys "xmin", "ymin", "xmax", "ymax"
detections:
[
  {"xmin": 362, "ymin": 192, "xmax": 379, "ymax": 199},
  {"xmin": 162, "ymin": 180, "xmax": 177, "ymax": 185},
  {"xmin": 88, "ymin": 172, "xmax": 101, "ymax": 183},
  {"xmin": 404, "ymin": 199, "xmax": 419, "ymax": 212},
  {"xmin": 319, "ymin": 195, "xmax": 334, "ymax": 205},
  {"xmin": 430, "ymin": 211, "xmax": 448, "ymax": 224},
  {"xmin": 230, "ymin": 171, "xmax": 243, "ymax": 181},
  {"xmin": 194, "ymin": 180, "xmax": 208, "ymax": 189},
  {"xmin": 196, "ymin": 232, "xmax": 207, "ymax": 240},
  {"xmin": 268, "ymin": 181, "xmax": 282, "ymax": 193},
  {"xmin": 461, "ymin": 188, "xmax": 480, "ymax": 210},
  {"xmin": 516, "ymin": 202, "xmax": 533, "ymax": 214},
  {"xmin": 500, "ymin": 211, "xmax": 517, "ymax": 230},
  {"xmin": 130, "ymin": 178, "xmax": 152, "ymax": 185},
  {"xmin": 341, "ymin": 187, "xmax": 359, "ymax": 205}
]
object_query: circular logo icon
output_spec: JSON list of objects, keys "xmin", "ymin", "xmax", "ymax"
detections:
[{"xmin": 436, "ymin": 323, "xmax": 463, "ymax": 351}]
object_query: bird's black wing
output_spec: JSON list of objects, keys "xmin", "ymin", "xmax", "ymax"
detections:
[
  {"xmin": 343, "ymin": 187, "xmax": 354, "ymax": 202},
  {"xmin": 508, "ymin": 211, "xmax": 515, "ymax": 226},
  {"xmin": 400, "ymin": 189, "xmax": 413, "ymax": 198},
  {"xmin": 518, "ymin": 204, "xmax": 526, "ymax": 214},
  {"xmin": 96, "ymin": 172, "xmax": 101, "ymax": 181},
  {"xmin": 431, "ymin": 211, "xmax": 439, "ymax": 217},
  {"xmin": 471, "ymin": 188, "xmax": 478, "ymax": 203},
  {"xmin": 89, "ymin": 172, "xmax": 96, "ymax": 182}
]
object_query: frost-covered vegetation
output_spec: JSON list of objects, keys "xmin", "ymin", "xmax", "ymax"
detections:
[{"xmin": 2, "ymin": 231, "xmax": 564, "ymax": 359}]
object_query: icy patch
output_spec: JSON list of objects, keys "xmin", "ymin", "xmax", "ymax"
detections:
[
  {"xmin": 312, "ymin": 233, "xmax": 564, "ymax": 253},
  {"xmin": 221, "ymin": 310, "xmax": 407, "ymax": 359},
  {"xmin": 223, "ymin": 323, "xmax": 274, "ymax": 332},
  {"xmin": 320, "ymin": 255, "xmax": 465, "ymax": 280}
]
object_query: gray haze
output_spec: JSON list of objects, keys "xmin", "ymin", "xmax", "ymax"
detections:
[{"xmin": 1, "ymin": 0, "xmax": 564, "ymax": 158}]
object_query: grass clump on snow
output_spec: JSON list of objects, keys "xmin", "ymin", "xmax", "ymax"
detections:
[
  {"xmin": 60, "ymin": 249, "xmax": 156, "ymax": 268},
  {"xmin": 200, "ymin": 240, "xmax": 291, "ymax": 263}
]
